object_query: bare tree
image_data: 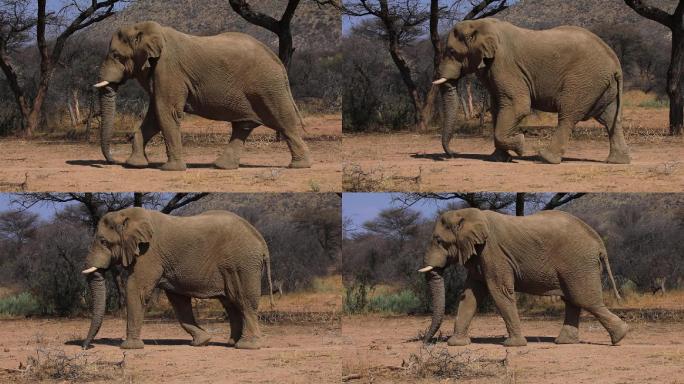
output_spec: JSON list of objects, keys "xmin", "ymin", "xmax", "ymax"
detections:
[
  {"xmin": 624, "ymin": 0, "xmax": 684, "ymax": 135},
  {"xmin": 228, "ymin": 0, "xmax": 337, "ymax": 70},
  {"xmin": 394, "ymin": 192, "xmax": 586, "ymax": 214},
  {"xmin": 0, "ymin": 0, "xmax": 126, "ymax": 136}
]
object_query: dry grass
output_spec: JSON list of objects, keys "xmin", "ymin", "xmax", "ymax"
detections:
[
  {"xmin": 342, "ymin": 345, "xmax": 514, "ymax": 383},
  {"xmin": 1, "ymin": 347, "xmax": 131, "ymax": 383},
  {"xmin": 342, "ymin": 163, "xmax": 422, "ymax": 192}
]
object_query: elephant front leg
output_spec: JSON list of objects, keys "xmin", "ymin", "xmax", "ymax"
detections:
[
  {"xmin": 166, "ymin": 291, "xmax": 211, "ymax": 346},
  {"xmin": 126, "ymin": 103, "xmax": 160, "ymax": 168},
  {"xmin": 487, "ymin": 276, "xmax": 526, "ymax": 347},
  {"xmin": 448, "ymin": 278, "xmax": 488, "ymax": 346},
  {"xmin": 214, "ymin": 121, "xmax": 259, "ymax": 170},
  {"xmin": 121, "ymin": 279, "xmax": 149, "ymax": 349},
  {"xmin": 155, "ymin": 98, "xmax": 187, "ymax": 171},
  {"xmin": 491, "ymin": 105, "xmax": 526, "ymax": 161},
  {"xmin": 555, "ymin": 299, "xmax": 581, "ymax": 344}
]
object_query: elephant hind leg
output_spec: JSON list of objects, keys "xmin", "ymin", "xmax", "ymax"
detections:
[
  {"xmin": 555, "ymin": 299, "xmax": 581, "ymax": 344},
  {"xmin": 165, "ymin": 291, "xmax": 211, "ymax": 346},
  {"xmin": 221, "ymin": 268, "xmax": 262, "ymax": 349},
  {"xmin": 214, "ymin": 121, "xmax": 260, "ymax": 170},
  {"xmin": 583, "ymin": 304, "xmax": 628, "ymax": 345},
  {"xmin": 539, "ymin": 117, "xmax": 576, "ymax": 164},
  {"xmin": 596, "ymin": 101, "xmax": 630, "ymax": 164},
  {"xmin": 219, "ymin": 297, "xmax": 243, "ymax": 347}
]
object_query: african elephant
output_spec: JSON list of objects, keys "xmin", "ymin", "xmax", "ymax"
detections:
[
  {"xmin": 434, "ymin": 18, "xmax": 630, "ymax": 164},
  {"xmin": 81, "ymin": 207, "xmax": 273, "ymax": 350},
  {"xmin": 419, "ymin": 208, "xmax": 628, "ymax": 347},
  {"xmin": 94, "ymin": 21, "xmax": 311, "ymax": 171}
]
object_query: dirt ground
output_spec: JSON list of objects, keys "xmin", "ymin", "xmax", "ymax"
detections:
[
  {"xmin": 0, "ymin": 291, "xmax": 342, "ymax": 383},
  {"xmin": 0, "ymin": 115, "xmax": 341, "ymax": 192},
  {"xmin": 342, "ymin": 314, "xmax": 684, "ymax": 384},
  {"xmin": 342, "ymin": 108, "xmax": 684, "ymax": 192}
]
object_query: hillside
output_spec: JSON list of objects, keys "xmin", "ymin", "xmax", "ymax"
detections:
[
  {"xmin": 82, "ymin": 0, "xmax": 341, "ymax": 52},
  {"xmin": 499, "ymin": 0, "xmax": 676, "ymax": 34}
]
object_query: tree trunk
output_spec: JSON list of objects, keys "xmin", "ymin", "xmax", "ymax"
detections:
[
  {"xmin": 668, "ymin": 27, "xmax": 683, "ymax": 135},
  {"xmin": 73, "ymin": 89, "xmax": 82, "ymax": 123},
  {"xmin": 467, "ymin": 81, "xmax": 475, "ymax": 118},
  {"xmin": 516, "ymin": 193, "xmax": 525, "ymax": 216}
]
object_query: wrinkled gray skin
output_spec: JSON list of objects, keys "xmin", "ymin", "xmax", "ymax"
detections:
[
  {"xmin": 97, "ymin": 21, "xmax": 311, "ymax": 171},
  {"xmin": 420, "ymin": 208, "xmax": 628, "ymax": 347},
  {"xmin": 436, "ymin": 18, "xmax": 630, "ymax": 164},
  {"xmin": 82, "ymin": 208, "xmax": 273, "ymax": 350}
]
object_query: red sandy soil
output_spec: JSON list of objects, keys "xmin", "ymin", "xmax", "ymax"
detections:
[
  {"xmin": 342, "ymin": 314, "xmax": 684, "ymax": 384},
  {"xmin": 0, "ymin": 115, "xmax": 341, "ymax": 192},
  {"xmin": 0, "ymin": 291, "xmax": 342, "ymax": 383},
  {"xmin": 342, "ymin": 108, "xmax": 684, "ymax": 192}
]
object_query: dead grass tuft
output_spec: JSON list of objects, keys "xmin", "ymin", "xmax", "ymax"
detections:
[
  {"xmin": 4, "ymin": 347, "xmax": 131, "ymax": 383},
  {"xmin": 342, "ymin": 163, "xmax": 421, "ymax": 192}
]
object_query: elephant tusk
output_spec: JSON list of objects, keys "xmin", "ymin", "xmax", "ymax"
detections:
[
  {"xmin": 82, "ymin": 267, "xmax": 98, "ymax": 274},
  {"xmin": 418, "ymin": 266, "xmax": 434, "ymax": 273},
  {"xmin": 93, "ymin": 81, "xmax": 110, "ymax": 88},
  {"xmin": 432, "ymin": 78, "xmax": 448, "ymax": 85}
]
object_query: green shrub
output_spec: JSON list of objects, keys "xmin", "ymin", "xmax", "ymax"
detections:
[
  {"xmin": 638, "ymin": 99, "xmax": 669, "ymax": 109},
  {"xmin": 343, "ymin": 281, "xmax": 372, "ymax": 314},
  {"xmin": 368, "ymin": 290, "xmax": 421, "ymax": 314},
  {"xmin": 0, "ymin": 292, "xmax": 41, "ymax": 317}
]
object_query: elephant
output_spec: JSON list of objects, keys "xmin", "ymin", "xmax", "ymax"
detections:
[
  {"xmin": 81, "ymin": 207, "xmax": 274, "ymax": 350},
  {"xmin": 434, "ymin": 18, "xmax": 631, "ymax": 164},
  {"xmin": 94, "ymin": 21, "xmax": 311, "ymax": 171},
  {"xmin": 418, "ymin": 208, "xmax": 628, "ymax": 347}
]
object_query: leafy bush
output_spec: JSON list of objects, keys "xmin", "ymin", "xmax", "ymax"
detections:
[
  {"xmin": 368, "ymin": 289, "xmax": 421, "ymax": 314},
  {"xmin": 0, "ymin": 292, "xmax": 41, "ymax": 317},
  {"xmin": 343, "ymin": 281, "xmax": 371, "ymax": 314}
]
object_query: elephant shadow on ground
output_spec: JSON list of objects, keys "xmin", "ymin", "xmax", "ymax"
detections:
[
  {"xmin": 66, "ymin": 160, "xmax": 282, "ymax": 170},
  {"xmin": 410, "ymin": 152, "xmax": 604, "ymax": 164},
  {"xmin": 65, "ymin": 338, "xmax": 232, "ymax": 349},
  {"xmin": 407, "ymin": 335, "xmax": 611, "ymax": 346}
]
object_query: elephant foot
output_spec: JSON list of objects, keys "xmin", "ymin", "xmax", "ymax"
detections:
[
  {"xmin": 606, "ymin": 150, "xmax": 631, "ymax": 164},
  {"xmin": 447, "ymin": 335, "xmax": 470, "ymax": 346},
  {"xmin": 488, "ymin": 148, "xmax": 513, "ymax": 163},
  {"xmin": 289, "ymin": 156, "xmax": 312, "ymax": 169},
  {"xmin": 538, "ymin": 148, "xmax": 563, "ymax": 164},
  {"xmin": 555, "ymin": 327, "xmax": 580, "ymax": 344},
  {"xmin": 124, "ymin": 154, "xmax": 149, "ymax": 168},
  {"xmin": 214, "ymin": 152, "xmax": 240, "ymax": 170},
  {"xmin": 160, "ymin": 160, "xmax": 187, "ymax": 171},
  {"xmin": 190, "ymin": 332, "xmax": 211, "ymax": 347},
  {"xmin": 503, "ymin": 336, "xmax": 527, "ymax": 347},
  {"xmin": 235, "ymin": 336, "xmax": 261, "ymax": 350},
  {"xmin": 609, "ymin": 321, "xmax": 629, "ymax": 345},
  {"xmin": 120, "ymin": 339, "xmax": 145, "ymax": 349},
  {"xmin": 226, "ymin": 338, "xmax": 236, "ymax": 347}
]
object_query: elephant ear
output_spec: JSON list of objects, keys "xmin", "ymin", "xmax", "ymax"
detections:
[
  {"xmin": 132, "ymin": 22, "xmax": 164, "ymax": 71},
  {"xmin": 466, "ymin": 25, "xmax": 498, "ymax": 70},
  {"xmin": 115, "ymin": 210, "xmax": 154, "ymax": 267},
  {"xmin": 444, "ymin": 210, "xmax": 489, "ymax": 265}
]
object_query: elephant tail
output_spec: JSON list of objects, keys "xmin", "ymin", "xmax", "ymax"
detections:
[
  {"xmin": 264, "ymin": 251, "xmax": 275, "ymax": 311},
  {"xmin": 612, "ymin": 71, "xmax": 623, "ymax": 137},
  {"xmin": 600, "ymin": 250, "xmax": 622, "ymax": 302}
]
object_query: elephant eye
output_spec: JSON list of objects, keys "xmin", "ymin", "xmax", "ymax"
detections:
[{"xmin": 99, "ymin": 237, "xmax": 110, "ymax": 248}]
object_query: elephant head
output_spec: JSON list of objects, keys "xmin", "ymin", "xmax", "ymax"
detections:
[
  {"xmin": 81, "ymin": 208, "xmax": 154, "ymax": 349},
  {"xmin": 94, "ymin": 21, "xmax": 164, "ymax": 163},
  {"xmin": 433, "ymin": 19, "xmax": 499, "ymax": 156},
  {"xmin": 418, "ymin": 208, "xmax": 489, "ymax": 343}
]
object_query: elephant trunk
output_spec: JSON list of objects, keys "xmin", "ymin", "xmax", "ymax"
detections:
[
  {"xmin": 83, "ymin": 271, "xmax": 106, "ymax": 349},
  {"xmin": 99, "ymin": 85, "xmax": 118, "ymax": 164},
  {"xmin": 423, "ymin": 269, "xmax": 445, "ymax": 343},
  {"xmin": 441, "ymin": 82, "xmax": 460, "ymax": 157}
]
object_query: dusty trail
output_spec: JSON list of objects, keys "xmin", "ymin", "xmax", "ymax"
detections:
[
  {"xmin": 0, "ymin": 115, "xmax": 341, "ymax": 192},
  {"xmin": 342, "ymin": 314, "xmax": 684, "ymax": 383},
  {"xmin": 342, "ymin": 133, "xmax": 684, "ymax": 192}
]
